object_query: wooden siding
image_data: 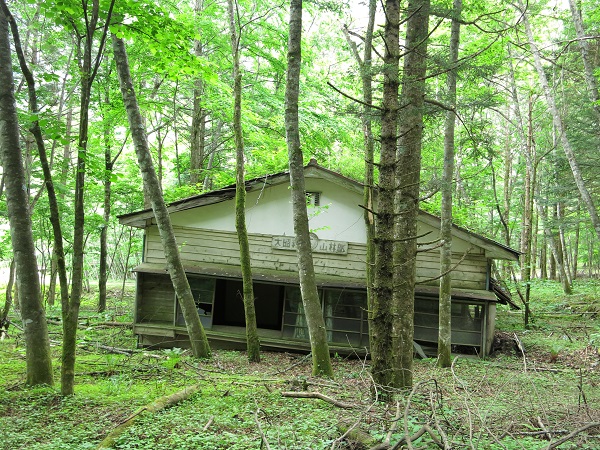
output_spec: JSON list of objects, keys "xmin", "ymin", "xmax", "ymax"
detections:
[
  {"xmin": 137, "ymin": 273, "xmax": 175, "ymax": 324},
  {"xmin": 144, "ymin": 226, "xmax": 488, "ymax": 291}
]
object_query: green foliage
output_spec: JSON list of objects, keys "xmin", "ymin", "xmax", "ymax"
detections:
[{"xmin": 1, "ymin": 282, "xmax": 599, "ymax": 449}]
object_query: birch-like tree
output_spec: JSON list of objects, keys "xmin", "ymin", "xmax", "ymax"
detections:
[
  {"xmin": 228, "ymin": 0, "xmax": 260, "ymax": 362},
  {"xmin": 112, "ymin": 34, "xmax": 211, "ymax": 358},
  {"xmin": 285, "ymin": 0, "xmax": 333, "ymax": 378},
  {"xmin": 516, "ymin": 0, "xmax": 600, "ymax": 244}
]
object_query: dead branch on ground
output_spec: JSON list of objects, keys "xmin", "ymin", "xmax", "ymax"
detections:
[
  {"xmin": 546, "ymin": 422, "xmax": 600, "ymax": 449},
  {"xmin": 96, "ymin": 384, "xmax": 200, "ymax": 448},
  {"xmin": 281, "ymin": 391, "xmax": 354, "ymax": 409}
]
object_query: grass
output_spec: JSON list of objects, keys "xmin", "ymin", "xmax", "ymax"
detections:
[{"xmin": 0, "ymin": 279, "xmax": 599, "ymax": 449}]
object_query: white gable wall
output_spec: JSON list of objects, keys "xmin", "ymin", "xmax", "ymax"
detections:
[
  {"xmin": 167, "ymin": 176, "xmax": 487, "ymax": 257},
  {"xmin": 170, "ymin": 178, "xmax": 367, "ymax": 244}
]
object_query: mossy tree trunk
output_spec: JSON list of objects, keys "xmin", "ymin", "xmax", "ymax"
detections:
[
  {"xmin": 285, "ymin": 0, "xmax": 333, "ymax": 378},
  {"xmin": 0, "ymin": 8, "xmax": 53, "ymax": 385},
  {"xmin": 438, "ymin": 0, "xmax": 461, "ymax": 369},
  {"xmin": 112, "ymin": 34, "xmax": 211, "ymax": 358},
  {"xmin": 228, "ymin": 0, "xmax": 260, "ymax": 363},
  {"xmin": 393, "ymin": 0, "xmax": 430, "ymax": 388},
  {"xmin": 371, "ymin": 0, "xmax": 400, "ymax": 390},
  {"xmin": 60, "ymin": 0, "xmax": 116, "ymax": 396},
  {"xmin": 343, "ymin": 0, "xmax": 377, "ymax": 346}
]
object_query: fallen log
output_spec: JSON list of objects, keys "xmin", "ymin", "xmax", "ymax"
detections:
[
  {"xmin": 47, "ymin": 319, "xmax": 133, "ymax": 329},
  {"xmin": 81, "ymin": 343, "xmax": 135, "ymax": 355},
  {"xmin": 93, "ymin": 321, "xmax": 133, "ymax": 328},
  {"xmin": 96, "ymin": 384, "xmax": 200, "ymax": 449},
  {"xmin": 281, "ymin": 391, "xmax": 354, "ymax": 409},
  {"xmin": 546, "ymin": 422, "xmax": 600, "ymax": 450}
]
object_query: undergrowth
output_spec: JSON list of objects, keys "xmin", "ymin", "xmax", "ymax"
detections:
[{"xmin": 0, "ymin": 279, "xmax": 598, "ymax": 449}]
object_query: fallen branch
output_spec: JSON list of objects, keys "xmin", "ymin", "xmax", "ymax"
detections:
[
  {"xmin": 47, "ymin": 319, "xmax": 132, "ymax": 329},
  {"xmin": 254, "ymin": 408, "xmax": 272, "ymax": 450},
  {"xmin": 81, "ymin": 343, "xmax": 136, "ymax": 355},
  {"xmin": 96, "ymin": 384, "xmax": 200, "ymax": 448},
  {"xmin": 92, "ymin": 321, "xmax": 133, "ymax": 328},
  {"xmin": 546, "ymin": 422, "xmax": 600, "ymax": 450},
  {"xmin": 202, "ymin": 415, "xmax": 214, "ymax": 431},
  {"xmin": 281, "ymin": 391, "xmax": 354, "ymax": 409},
  {"xmin": 388, "ymin": 424, "xmax": 444, "ymax": 450}
]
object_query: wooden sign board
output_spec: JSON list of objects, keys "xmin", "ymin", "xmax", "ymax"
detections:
[{"xmin": 271, "ymin": 235, "xmax": 348, "ymax": 255}]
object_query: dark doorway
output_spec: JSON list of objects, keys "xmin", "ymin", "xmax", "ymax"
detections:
[{"xmin": 212, "ymin": 279, "xmax": 284, "ymax": 331}]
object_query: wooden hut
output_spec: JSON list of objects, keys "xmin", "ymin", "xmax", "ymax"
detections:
[{"xmin": 118, "ymin": 160, "xmax": 519, "ymax": 356}]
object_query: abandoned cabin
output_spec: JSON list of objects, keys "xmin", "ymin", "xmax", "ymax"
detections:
[{"xmin": 118, "ymin": 160, "xmax": 519, "ymax": 357}]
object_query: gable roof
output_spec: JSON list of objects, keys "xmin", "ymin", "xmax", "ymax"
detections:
[{"xmin": 118, "ymin": 159, "xmax": 519, "ymax": 260}]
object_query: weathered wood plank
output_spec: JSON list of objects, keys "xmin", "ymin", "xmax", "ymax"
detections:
[
  {"xmin": 144, "ymin": 225, "xmax": 490, "ymax": 291},
  {"xmin": 137, "ymin": 274, "xmax": 175, "ymax": 323}
]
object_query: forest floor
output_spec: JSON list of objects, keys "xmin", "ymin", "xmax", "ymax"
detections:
[{"xmin": 0, "ymin": 280, "xmax": 599, "ymax": 449}]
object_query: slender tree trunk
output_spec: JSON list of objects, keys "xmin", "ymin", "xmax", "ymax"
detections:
[
  {"xmin": 64, "ymin": 1, "xmax": 94, "ymax": 396},
  {"xmin": 371, "ymin": 0, "xmax": 400, "ymax": 390},
  {"xmin": 0, "ymin": 9, "xmax": 53, "ymax": 385},
  {"xmin": 438, "ymin": 0, "xmax": 461, "ymax": 368},
  {"xmin": 557, "ymin": 202, "xmax": 572, "ymax": 285},
  {"xmin": 343, "ymin": 0, "xmax": 376, "ymax": 350},
  {"xmin": 536, "ymin": 200, "xmax": 572, "ymax": 294},
  {"xmin": 1, "ymin": 259, "xmax": 15, "ymax": 324},
  {"xmin": 393, "ymin": 0, "xmax": 430, "ymax": 388},
  {"xmin": 587, "ymin": 237, "xmax": 593, "ymax": 278},
  {"xmin": 112, "ymin": 34, "xmax": 211, "ymax": 358},
  {"xmin": 47, "ymin": 108, "xmax": 72, "ymax": 306},
  {"xmin": 228, "ymin": 0, "xmax": 260, "ymax": 363},
  {"xmin": 202, "ymin": 120, "xmax": 222, "ymax": 191},
  {"xmin": 518, "ymin": 0, "xmax": 600, "ymax": 243},
  {"xmin": 540, "ymin": 235, "xmax": 547, "ymax": 280},
  {"xmin": 531, "ymin": 210, "xmax": 539, "ymax": 279},
  {"xmin": 120, "ymin": 227, "xmax": 134, "ymax": 301},
  {"xmin": 567, "ymin": 0, "xmax": 600, "ymax": 121},
  {"xmin": 285, "ymin": 0, "xmax": 333, "ymax": 378},
  {"xmin": 62, "ymin": 0, "xmax": 115, "ymax": 395},
  {"xmin": 98, "ymin": 90, "xmax": 112, "ymax": 313},
  {"xmin": 190, "ymin": 0, "xmax": 206, "ymax": 187},
  {"xmin": 521, "ymin": 95, "xmax": 536, "ymax": 326},
  {"xmin": 572, "ymin": 202, "xmax": 580, "ymax": 280}
]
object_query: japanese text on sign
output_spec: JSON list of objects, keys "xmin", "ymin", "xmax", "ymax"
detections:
[{"xmin": 271, "ymin": 236, "xmax": 348, "ymax": 255}]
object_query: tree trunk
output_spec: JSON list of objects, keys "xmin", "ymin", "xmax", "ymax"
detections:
[
  {"xmin": 371, "ymin": 0, "xmax": 401, "ymax": 390},
  {"xmin": 98, "ymin": 89, "xmax": 112, "ymax": 313},
  {"xmin": 518, "ymin": 0, "xmax": 600, "ymax": 243},
  {"xmin": 572, "ymin": 202, "xmax": 580, "ymax": 280},
  {"xmin": 342, "ymin": 0, "xmax": 376, "ymax": 354},
  {"xmin": 438, "ymin": 0, "xmax": 461, "ymax": 369},
  {"xmin": 393, "ymin": 0, "xmax": 430, "ymax": 388},
  {"xmin": 62, "ymin": 0, "xmax": 111, "ymax": 396},
  {"xmin": 47, "ymin": 108, "xmax": 72, "ymax": 307},
  {"xmin": 521, "ymin": 95, "xmax": 536, "ymax": 326},
  {"xmin": 285, "ymin": 0, "xmax": 333, "ymax": 378},
  {"xmin": 567, "ymin": 0, "xmax": 600, "ymax": 121},
  {"xmin": 228, "ymin": 0, "xmax": 260, "ymax": 363},
  {"xmin": 1, "ymin": 259, "xmax": 15, "ymax": 324},
  {"xmin": 112, "ymin": 34, "xmax": 211, "ymax": 358},
  {"xmin": 0, "ymin": 8, "xmax": 53, "ymax": 385},
  {"xmin": 190, "ymin": 0, "xmax": 206, "ymax": 187},
  {"xmin": 536, "ymin": 200, "xmax": 572, "ymax": 294},
  {"xmin": 557, "ymin": 202, "xmax": 572, "ymax": 285},
  {"xmin": 540, "ymin": 234, "xmax": 547, "ymax": 280},
  {"xmin": 202, "ymin": 120, "xmax": 222, "ymax": 191}
]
